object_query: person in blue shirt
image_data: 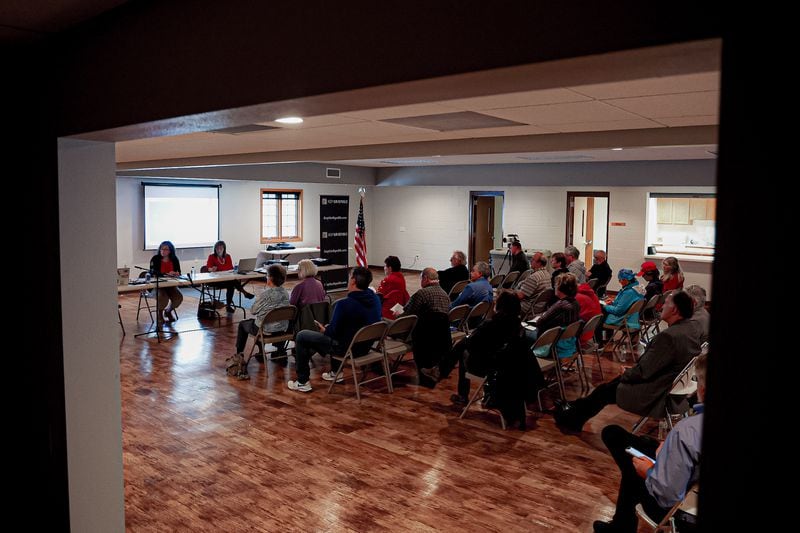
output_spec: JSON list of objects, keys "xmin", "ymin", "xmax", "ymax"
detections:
[
  {"xmin": 592, "ymin": 353, "xmax": 707, "ymax": 533},
  {"xmin": 288, "ymin": 267, "xmax": 381, "ymax": 393},
  {"xmin": 450, "ymin": 261, "xmax": 493, "ymax": 308},
  {"xmin": 596, "ymin": 268, "xmax": 644, "ymax": 345}
]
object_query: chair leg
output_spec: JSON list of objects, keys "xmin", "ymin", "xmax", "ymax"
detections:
[
  {"xmin": 350, "ymin": 357, "xmax": 360, "ymax": 402},
  {"xmin": 382, "ymin": 356, "xmax": 394, "ymax": 393},
  {"xmin": 118, "ymin": 306, "xmax": 125, "ymax": 336},
  {"xmin": 459, "ymin": 376, "xmax": 487, "ymax": 419},
  {"xmin": 594, "ymin": 346, "xmax": 605, "ymax": 381},
  {"xmin": 631, "ymin": 415, "xmax": 648, "ymax": 434},
  {"xmin": 327, "ymin": 357, "xmax": 347, "ymax": 394}
]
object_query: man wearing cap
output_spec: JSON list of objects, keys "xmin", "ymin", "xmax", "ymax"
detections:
[
  {"xmin": 595, "ymin": 269, "xmax": 644, "ymax": 346},
  {"xmin": 638, "ymin": 261, "xmax": 663, "ymax": 320}
]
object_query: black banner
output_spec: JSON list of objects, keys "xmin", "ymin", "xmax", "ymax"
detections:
[{"xmin": 319, "ymin": 195, "xmax": 349, "ymax": 292}]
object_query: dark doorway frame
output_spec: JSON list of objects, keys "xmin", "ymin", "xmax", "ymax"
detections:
[{"xmin": 468, "ymin": 191, "xmax": 504, "ymax": 266}]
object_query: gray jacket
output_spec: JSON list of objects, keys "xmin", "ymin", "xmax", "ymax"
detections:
[{"xmin": 616, "ymin": 318, "xmax": 703, "ymax": 416}]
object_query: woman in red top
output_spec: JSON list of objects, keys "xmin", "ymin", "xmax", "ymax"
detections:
[
  {"xmin": 148, "ymin": 240, "xmax": 184, "ymax": 325},
  {"xmin": 376, "ymin": 255, "xmax": 410, "ymax": 319},
  {"xmin": 660, "ymin": 256, "xmax": 685, "ymax": 292},
  {"xmin": 206, "ymin": 240, "xmax": 254, "ymax": 312}
]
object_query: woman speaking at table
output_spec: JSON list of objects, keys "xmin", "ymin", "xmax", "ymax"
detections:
[{"xmin": 206, "ymin": 240, "xmax": 255, "ymax": 312}]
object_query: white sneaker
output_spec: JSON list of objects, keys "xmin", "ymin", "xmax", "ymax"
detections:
[
  {"xmin": 321, "ymin": 371, "xmax": 344, "ymax": 383},
  {"xmin": 287, "ymin": 380, "xmax": 312, "ymax": 392}
]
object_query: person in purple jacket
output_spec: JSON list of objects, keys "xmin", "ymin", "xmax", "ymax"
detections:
[{"xmin": 289, "ymin": 259, "xmax": 326, "ymax": 306}]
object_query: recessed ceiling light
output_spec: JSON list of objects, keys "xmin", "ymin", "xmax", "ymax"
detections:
[
  {"xmin": 611, "ymin": 147, "xmax": 623, "ymax": 151},
  {"xmin": 275, "ymin": 116, "xmax": 303, "ymax": 124}
]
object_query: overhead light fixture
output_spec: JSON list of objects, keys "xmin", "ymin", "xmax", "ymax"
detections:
[
  {"xmin": 275, "ymin": 116, "xmax": 303, "ymax": 124},
  {"xmin": 611, "ymin": 147, "xmax": 623, "ymax": 151}
]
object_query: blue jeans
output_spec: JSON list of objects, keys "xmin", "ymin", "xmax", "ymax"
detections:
[{"xmin": 294, "ymin": 330, "xmax": 340, "ymax": 383}]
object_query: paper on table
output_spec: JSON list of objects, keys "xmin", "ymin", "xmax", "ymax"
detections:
[{"xmin": 390, "ymin": 303, "xmax": 404, "ymax": 315}]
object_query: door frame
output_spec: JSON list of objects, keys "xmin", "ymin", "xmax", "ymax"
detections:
[
  {"xmin": 469, "ymin": 190, "xmax": 504, "ymax": 266},
  {"xmin": 566, "ymin": 191, "xmax": 610, "ymax": 256}
]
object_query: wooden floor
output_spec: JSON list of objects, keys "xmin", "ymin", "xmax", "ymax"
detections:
[{"xmin": 117, "ymin": 269, "xmax": 654, "ymax": 532}]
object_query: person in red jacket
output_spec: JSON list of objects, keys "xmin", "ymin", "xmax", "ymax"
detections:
[
  {"xmin": 376, "ymin": 255, "xmax": 410, "ymax": 319},
  {"xmin": 206, "ymin": 240, "xmax": 254, "ymax": 312},
  {"xmin": 576, "ymin": 282, "xmax": 602, "ymax": 347}
]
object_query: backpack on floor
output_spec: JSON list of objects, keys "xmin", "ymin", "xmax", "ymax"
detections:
[{"xmin": 225, "ymin": 353, "xmax": 250, "ymax": 380}]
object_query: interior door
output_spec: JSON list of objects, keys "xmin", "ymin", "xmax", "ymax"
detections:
[
  {"xmin": 566, "ymin": 192, "xmax": 609, "ymax": 261},
  {"xmin": 472, "ymin": 196, "xmax": 495, "ymax": 263}
]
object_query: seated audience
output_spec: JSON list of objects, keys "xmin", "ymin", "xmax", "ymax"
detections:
[
  {"xmin": 428, "ymin": 292, "xmax": 524, "ymax": 404},
  {"xmin": 528, "ymin": 273, "xmax": 580, "ymax": 359},
  {"xmin": 593, "ymin": 353, "xmax": 707, "ymax": 533},
  {"xmin": 554, "ymin": 291, "xmax": 702, "ymax": 432},
  {"xmin": 549, "ymin": 252, "xmax": 569, "ymax": 288},
  {"xmin": 565, "ymin": 245, "xmax": 587, "ymax": 283},
  {"xmin": 637, "ymin": 261, "xmax": 663, "ymax": 320},
  {"xmin": 660, "ymin": 256, "xmax": 685, "ymax": 292},
  {"xmin": 597, "ymin": 269, "xmax": 644, "ymax": 346},
  {"xmin": 588, "ymin": 249, "xmax": 613, "ymax": 296},
  {"xmin": 576, "ymin": 282, "xmax": 602, "ymax": 347},
  {"xmin": 685, "ymin": 284, "xmax": 709, "ymax": 344},
  {"xmin": 515, "ymin": 252, "xmax": 551, "ymax": 318},
  {"xmin": 438, "ymin": 250, "xmax": 470, "ymax": 294},
  {"xmin": 450, "ymin": 261, "xmax": 493, "ymax": 308},
  {"xmin": 287, "ymin": 267, "xmax": 381, "ymax": 393},
  {"xmin": 508, "ymin": 240, "xmax": 530, "ymax": 274},
  {"xmin": 289, "ymin": 259, "xmax": 326, "ymax": 307},
  {"xmin": 228, "ymin": 264, "xmax": 290, "ymax": 369},
  {"xmin": 396, "ymin": 268, "xmax": 452, "ymax": 375},
  {"xmin": 376, "ymin": 255, "xmax": 410, "ymax": 319},
  {"xmin": 206, "ymin": 240, "xmax": 255, "ymax": 312}
]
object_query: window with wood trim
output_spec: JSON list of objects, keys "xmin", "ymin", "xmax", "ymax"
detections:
[{"xmin": 261, "ymin": 189, "xmax": 302, "ymax": 243}]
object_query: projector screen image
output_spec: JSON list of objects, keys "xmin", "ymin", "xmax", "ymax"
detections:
[{"xmin": 144, "ymin": 184, "xmax": 219, "ymax": 250}]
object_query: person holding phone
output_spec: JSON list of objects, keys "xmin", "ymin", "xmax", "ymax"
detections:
[{"xmin": 592, "ymin": 354, "xmax": 707, "ymax": 533}]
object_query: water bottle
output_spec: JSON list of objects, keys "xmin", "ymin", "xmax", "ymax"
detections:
[
  {"xmin": 191, "ymin": 265, "xmax": 196, "ymax": 278},
  {"xmin": 145, "ymin": 272, "xmax": 151, "ymax": 282}
]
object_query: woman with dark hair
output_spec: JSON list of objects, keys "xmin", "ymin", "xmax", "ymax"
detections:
[
  {"xmin": 228, "ymin": 264, "xmax": 290, "ymax": 370},
  {"xmin": 206, "ymin": 240, "xmax": 255, "ymax": 312},
  {"xmin": 376, "ymin": 255, "xmax": 409, "ymax": 319},
  {"xmin": 149, "ymin": 240, "xmax": 184, "ymax": 325}
]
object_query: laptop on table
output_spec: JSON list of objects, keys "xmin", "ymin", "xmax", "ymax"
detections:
[{"xmin": 236, "ymin": 257, "xmax": 257, "ymax": 274}]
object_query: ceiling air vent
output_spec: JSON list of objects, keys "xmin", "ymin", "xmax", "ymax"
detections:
[{"xmin": 326, "ymin": 168, "xmax": 341, "ymax": 179}]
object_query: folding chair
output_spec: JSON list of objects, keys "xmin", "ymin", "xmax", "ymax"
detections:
[
  {"xmin": 448, "ymin": 304, "xmax": 471, "ymax": 346},
  {"xmin": 639, "ymin": 294, "xmax": 662, "ymax": 345},
  {"xmin": 382, "ymin": 314, "xmax": 417, "ymax": 375},
  {"xmin": 551, "ymin": 320, "xmax": 587, "ymax": 396},
  {"xmin": 328, "ymin": 321, "xmax": 391, "ymax": 401},
  {"xmin": 464, "ymin": 300, "xmax": 491, "ymax": 334},
  {"xmin": 636, "ymin": 483, "xmax": 699, "ymax": 532},
  {"xmin": 118, "ymin": 304, "xmax": 125, "ymax": 335},
  {"xmin": 488, "ymin": 274, "xmax": 505, "ymax": 290},
  {"xmin": 632, "ymin": 355, "xmax": 699, "ymax": 435},
  {"xmin": 246, "ymin": 305, "xmax": 297, "ymax": 372},
  {"xmin": 603, "ymin": 298, "xmax": 645, "ymax": 362},
  {"xmin": 501, "ymin": 270, "xmax": 520, "ymax": 289},
  {"xmin": 459, "ymin": 370, "xmax": 508, "ymax": 429},
  {"xmin": 448, "ymin": 279, "xmax": 469, "ymax": 301},
  {"xmin": 532, "ymin": 326, "xmax": 563, "ymax": 411},
  {"xmin": 524, "ymin": 288, "xmax": 554, "ymax": 321},
  {"xmin": 587, "ymin": 278, "xmax": 598, "ymax": 291},
  {"xmin": 135, "ymin": 272, "xmax": 157, "ymax": 324},
  {"xmin": 512, "ymin": 269, "xmax": 532, "ymax": 289},
  {"xmin": 578, "ymin": 314, "xmax": 605, "ymax": 383}
]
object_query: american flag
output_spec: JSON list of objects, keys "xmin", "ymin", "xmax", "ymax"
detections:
[{"xmin": 354, "ymin": 196, "xmax": 367, "ymax": 267}]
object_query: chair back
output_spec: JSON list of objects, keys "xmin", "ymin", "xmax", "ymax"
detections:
[
  {"xmin": 465, "ymin": 300, "xmax": 491, "ymax": 333},
  {"xmin": 296, "ymin": 300, "xmax": 331, "ymax": 332},
  {"xmin": 669, "ymin": 355, "xmax": 699, "ymax": 397},
  {"xmin": 624, "ymin": 298, "xmax": 646, "ymax": 324},
  {"xmin": 641, "ymin": 293, "xmax": 660, "ymax": 316},
  {"xmin": 257, "ymin": 305, "xmax": 298, "ymax": 330},
  {"xmin": 488, "ymin": 274, "xmax": 505, "ymax": 289},
  {"xmin": 448, "ymin": 279, "xmax": 469, "ymax": 300},
  {"xmin": 530, "ymin": 288, "xmax": 554, "ymax": 316},
  {"xmin": 513, "ymin": 269, "xmax": 532, "ymax": 289},
  {"xmin": 345, "ymin": 321, "xmax": 388, "ymax": 356},
  {"xmin": 385, "ymin": 314, "xmax": 417, "ymax": 342},
  {"xmin": 559, "ymin": 320, "xmax": 582, "ymax": 343},
  {"xmin": 501, "ymin": 271, "xmax": 520, "ymax": 288},
  {"xmin": 532, "ymin": 326, "xmax": 562, "ymax": 352},
  {"xmin": 580, "ymin": 314, "xmax": 604, "ymax": 339},
  {"xmin": 587, "ymin": 278, "xmax": 598, "ymax": 290},
  {"xmin": 200, "ymin": 265, "xmax": 209, "ymax": 273},
  {"xmin": 448, "ymin": 304, "xmax": 470, "ymax": 329},
  {"xmin": 594, "ymin": 282, "xmax": 608, "ymax": 297}
]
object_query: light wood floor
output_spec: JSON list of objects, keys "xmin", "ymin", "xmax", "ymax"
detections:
[{"xmin": 117, "ymin": 270, "xmax": 653, "ymax": 532}]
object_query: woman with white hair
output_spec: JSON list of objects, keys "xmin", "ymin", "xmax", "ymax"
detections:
[{"xmin": 289, "ymin": 259, "xmax": 326, "ymax": 306}]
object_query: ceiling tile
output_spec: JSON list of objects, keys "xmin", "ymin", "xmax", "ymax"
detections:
[
  {"xmin": 547, "ymin": 118, "xmax": 662, "ymax": 133},
  {"xmin": 571, "ymin": 72, "xmax": 720, "ymax": 99},
  {"xmin": 339, "ymin": 102, "xmax": 459, "ymax": 120},
  {"xmin": 606, "ymin": 91, "xmax": 719, "ymax": 118},
  {"xmin": 441, "ymin": 88, "xmax": 591, "ymax": 111},
  {"xmin": 655, "ymin": 115, "xmax": 718, "ymax": 127},
  {"xmin": 484, "ymin": 101, "xmax": 642, "ymax": 125},
  {"xmin": 256, "ymin": 114, "xmax": 365, "ymax": 129},
  {"xmin": 381, "ymin": 111, "xmax": 526, "ymax": 131}
]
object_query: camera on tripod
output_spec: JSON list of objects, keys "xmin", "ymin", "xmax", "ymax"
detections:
[{"xmin": 503, "ymin": 233, "xmax": 520, "ymax": 250}]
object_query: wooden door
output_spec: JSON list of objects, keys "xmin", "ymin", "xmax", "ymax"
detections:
[{"xmin": 472, "ymin": 196, "xmax": 495, "ymax": 264}]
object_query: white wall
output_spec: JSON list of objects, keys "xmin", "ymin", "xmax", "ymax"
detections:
[
  {"xmin": 373, "ymin": 184, "xmax": 715, "ymax": 297},
  {"xmin": 117, "ymin": 178, "xmax": 373, "ymax": 272},
  {"xmin": 60, "ymin": 140, "xmax": 125, "ymax": 532}
]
